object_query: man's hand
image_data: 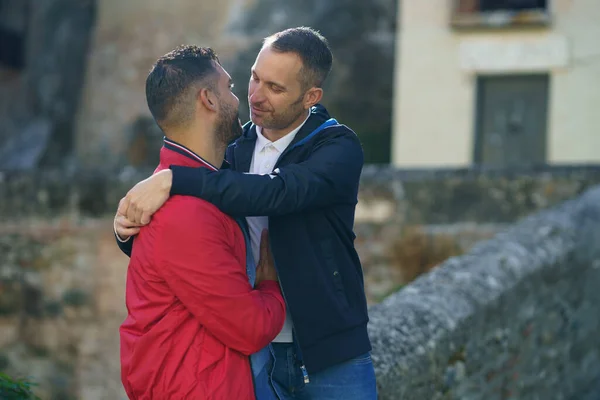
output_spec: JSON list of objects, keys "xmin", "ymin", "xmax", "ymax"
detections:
[
  {"xmin": 114, "ymin": 209, "xmax": 142, "ymax": 241},
  {"xmin": 255, "ymin": 229, "xmax": 278, "ymax": 285},
  {"xmin": 118, "ymin": 169, "xmax": 173, "ymax": 225}
]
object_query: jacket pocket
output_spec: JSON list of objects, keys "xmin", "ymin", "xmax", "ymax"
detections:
[{"xmin": 320, "ymin": 238, "xmax": 350, "ymax": 309}]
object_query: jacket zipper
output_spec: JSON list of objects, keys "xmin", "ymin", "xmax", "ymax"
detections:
[
  {"xmin": 300, "ymin": 364, "xmax": 309, "ymax": 384},
  {"xmin": 274, "ymin": 262, "xmax": 310, "ymax": 384},
  {"xmin": 269, "ymin": 133, "xmax": 318, "ymax": 385}
]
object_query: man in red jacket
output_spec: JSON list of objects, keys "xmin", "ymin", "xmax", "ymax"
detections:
[{"xmin": 119, "ymin": 45, "xmax": 286, "ymax": 399}]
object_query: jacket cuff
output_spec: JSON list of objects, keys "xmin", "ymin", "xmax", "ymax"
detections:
[{"xmin": 169, "ymin": 165, "xmax": 197, "ymax": 196}]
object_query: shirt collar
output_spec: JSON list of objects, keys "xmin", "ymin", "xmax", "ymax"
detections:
[
  {"xmin": 255, "ymin": 111, "xmax": 311, "ymax": 153},
  {"xmin": 161, "ymin": 137, "xmax": 219, "ymax": 170}
]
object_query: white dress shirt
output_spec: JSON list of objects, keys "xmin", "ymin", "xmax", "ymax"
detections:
[{"xmin": 247, "ymin": 112, "xmax": 310, "ymax": 343}]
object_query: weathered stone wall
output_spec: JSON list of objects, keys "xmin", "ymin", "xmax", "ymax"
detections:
[
  {"xmin": 1, "ymin": 165, "xmax": 600, "ymax": 398},
  {"xmin": 0, "ymin": 0, "xmax": 97, "ymax": 169},
  {"xmin": 355, "ymin": 165, "xmax": 600, "ymax": 299},
  {"xmin": 368, "ymin": 185, "xmax": 600, "ymax": 399},
  {"xmin": 2, "ymin": 165, "xmax": 600, "ymax": 302},
  {"xmin": 0, "ymin": 220, "xmax": 127, "ymax": 400},
  {"xmin": 2, "ymin": 165, "xmax": 599, "ymax": 222}
]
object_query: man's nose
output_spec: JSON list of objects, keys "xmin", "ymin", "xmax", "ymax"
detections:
[{"xmin": 249, "ymin": 85, "xmax": 266, "ymax": 105}]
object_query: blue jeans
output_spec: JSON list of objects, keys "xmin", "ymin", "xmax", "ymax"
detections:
[{"xmin": 258, "ymin": 342, "xmax": 377, "ymax": 400}]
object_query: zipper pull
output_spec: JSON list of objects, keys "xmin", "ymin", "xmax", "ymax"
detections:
[{"xmin": 300, "ymin": 365, "xmax": 310, "ymax": 384}]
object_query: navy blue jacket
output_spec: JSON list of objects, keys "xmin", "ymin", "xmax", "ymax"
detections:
[{"xmin": 117, "ymin": 104, "xmax": 371, "ymax": 374}]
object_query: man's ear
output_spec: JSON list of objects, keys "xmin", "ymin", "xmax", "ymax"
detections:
[
  {"xmin": 198, "ymin": 88, "xmax": 218, "ymax": 113},
  {"xmin": 303, "ymin": 87, "xmax": 323, "ymax": 109}
]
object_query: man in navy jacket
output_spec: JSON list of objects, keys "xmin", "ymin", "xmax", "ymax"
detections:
[{"xmin": 115, "ymin": 27, "xmax": 377, "ymax": 399}]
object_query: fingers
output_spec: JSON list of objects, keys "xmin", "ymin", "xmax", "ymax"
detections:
[
  {"xmin": 259, "ymin": 229, "xmax": 269, "ymax": 260},
  {"xmin": 124, "ymin": 194, "xmax": 145, "ymax": 225},
  {"xmin": 117, "ymin": 227, "xmax": 141, "ymax": 238},
  {"xmin": 123, "ymin": 194, "xmax": 150, "ymax": 225},
  {"xmin": 134, "ymin": 205, "xmax": 144, "ymax": 225},
  {"xmin": 122, "ymin": 173, "xmax": 171, "ymax": 224},
  {"xmin": 118, "ymin": 197, "xmax": 130, "ymax": 216},
  {"xmin": 114, "ymin": 214, "xmax": 142, "ymax": 240},
  {"xmin": 126, "ymin": 194, "xmax": 137, "ymax": 223},
  {"xmin": 115, "ymin": 214, "xmax": 143, "ymax": 229},
  {"xmin": 141, "ymin": 211, "xmax": 152, "ymax": 225}
]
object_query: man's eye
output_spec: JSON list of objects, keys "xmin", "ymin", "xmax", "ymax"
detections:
[{"xmin": 229, "ymin": 83, "xmax": 235, "ymax": 90}]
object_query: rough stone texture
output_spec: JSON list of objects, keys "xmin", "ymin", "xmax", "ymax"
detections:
[
  {"xmin": 368, "ymin": 185, "xmax": 600, "ymax": 399},
  {"xmin": 0, "ymin": 220, "xmax": 128, "ymax": 400},
  {"xmin": 357, "ymin": 164, "xmax": 600, "ymax": 225},
  {"xmin": 356, "ymin": 165, "xmax": 600, "ymax": 299},
  {"xmin": 0, "ymin": 0, "xmax": 96, "ymax": 169},
  {"xmin": 1, "ymin": 166, "xmax": 600, "ymax": 398},
  {"xmin": 2, "ymin": 165, "xmax": 600, "ymax": 303},
  {"xmin": 2, "ymin": 165, "xmax": 598, "ymax": 222}
]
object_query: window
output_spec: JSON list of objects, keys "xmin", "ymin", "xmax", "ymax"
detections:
[{"xmin": 451, "ymin": 0, "xmax": 551, "ymax": 30}]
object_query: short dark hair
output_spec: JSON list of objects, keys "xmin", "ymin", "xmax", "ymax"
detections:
[
  {"xmin": 263, "ymin": 27, "xmax": 333, "ymax": 90},
  {"xmin": 145, "ymin": 45, "xmax": 220, "ymax": 130}
]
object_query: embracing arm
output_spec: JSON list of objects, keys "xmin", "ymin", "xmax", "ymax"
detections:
[
  {"xmin": 158, "ymin": 200, "xmax": 286, "ymax": 355},
  {"xmin": 170, "ymin": 130, "xmax": 364, "ymax": 217}
]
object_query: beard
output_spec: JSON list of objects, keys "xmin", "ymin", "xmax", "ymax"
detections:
[
  {"xmin": 250, "ymin": 94, "xmax": 305, "ymax": 131},
  {"xmin": 216, "ymin": 100, "xmax": 243, "ymax": 146}
]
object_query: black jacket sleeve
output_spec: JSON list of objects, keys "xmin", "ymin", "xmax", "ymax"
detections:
[
  {"xmin": 169, "ymin": 129, "xmax": 363, "ymax": 217},
  {"xmin": 115, "ymin": 232, "xmax": 134, "ymax": 258}
]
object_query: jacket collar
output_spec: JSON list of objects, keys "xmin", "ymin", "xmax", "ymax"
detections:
[
  {"xmin": 231, "ymin": 104, "xmax": 332, "ymax": 172},
  {"xmin": 161, "ymin": 137, "xmax": 219, "ymax": 170}
]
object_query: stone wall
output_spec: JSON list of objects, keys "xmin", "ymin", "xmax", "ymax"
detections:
[
  {"xmin": 2, "ymin": 164, "xmax": 599, "ymax": 222},
  {"xmin": 0, "ymin": 220, "xmax": 128, "ymax": 400},
  {"xmin": 2, "ymin": 165, "xmax": 600, "ymax": 302},
  {"xmin": 368, "ymin": 185, "xmax": 600, "ymax": 399},
  {"xmin": 355, "ymin": 165, "xmax": 600, "ymax": 299},
  {"xmin": 1, "ymin": 165, "xmax": 600, "ymax": 398},
  {"xmin": 0, "ymin": 0, "xmax": 97, "ymax": 169}
]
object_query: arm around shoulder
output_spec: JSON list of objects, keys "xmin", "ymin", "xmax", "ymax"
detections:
[{"xmin": 170, "ymin": 128, "xmax": 364, "ymax": 216}]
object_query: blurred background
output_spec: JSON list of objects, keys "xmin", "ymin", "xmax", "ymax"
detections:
[{"xmin": 1, "ymin": 0, "xmax": 599, "ymax": 399}]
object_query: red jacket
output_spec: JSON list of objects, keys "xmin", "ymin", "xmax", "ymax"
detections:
[{"xmin": 120, "ymin": 140, "xmax": 286, "ymax": 400}]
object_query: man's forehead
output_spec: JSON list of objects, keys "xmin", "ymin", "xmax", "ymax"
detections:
[
  {"xmin": 214, "ymin": 63, "xmax": 232, "ymax": 81},
  {"xmin": 253, "ymin": 47, "xmax": 302, "ymax": 83}
]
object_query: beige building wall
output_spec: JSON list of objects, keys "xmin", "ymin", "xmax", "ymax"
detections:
[
  {"xmin": 392, "ymin": 0, "xmax": 600, "ymax": 167},
  {"xmin": 75, "ymin": 0, "xmax": 253, "ymax": 167}
]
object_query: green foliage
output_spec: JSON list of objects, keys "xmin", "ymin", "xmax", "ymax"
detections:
[{"xmin": 0, "ymin": 373, "xmax": 40, "ymax": 400}]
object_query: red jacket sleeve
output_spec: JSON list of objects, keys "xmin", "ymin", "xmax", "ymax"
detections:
[{"xmin": 155, "ymin": 197, "xmax": 286, "ymax": 355}]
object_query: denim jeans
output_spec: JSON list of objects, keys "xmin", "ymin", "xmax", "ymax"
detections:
[{"xmin": 257, "ymin": 342, "xmax": 377, "ymax": 400}]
